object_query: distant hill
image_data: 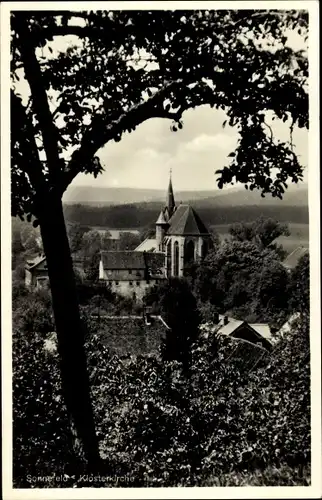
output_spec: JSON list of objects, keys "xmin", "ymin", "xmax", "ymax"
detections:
[{"xmin": 63, "ymin": 182, "xmax": 308, "ymax": 208}]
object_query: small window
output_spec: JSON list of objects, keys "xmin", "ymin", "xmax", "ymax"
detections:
[
  {"xmin": 146, "ymin": 280, "xmax": 150, "ymax": 285},
  {"xmin": 136, "ymin": 281, "xmax": 140, "ymax": 286},
  {"xmin": 129, "ymin": 281, "xmax": 133, "ymax": 286},
  {"xmin": 129, "ymin": 269, "xmax": 132, "ymax": 275},
  {"xmin": 115, "ymin": 281, "xmax": 119, "ymax": 286}
]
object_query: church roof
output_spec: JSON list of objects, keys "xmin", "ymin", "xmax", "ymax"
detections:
[
  {"xmin": 167, "ymin": 205, "xmax": 210, "ymax": 236},
  {"xmin": 156, "ymin": 209, "xmax": 167, "ymax": 225},
  {"xmin": 167, "ymin": 177, "xmax": 175, "ymax": 217}
]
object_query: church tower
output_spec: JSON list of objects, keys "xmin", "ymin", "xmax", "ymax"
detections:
[
  {"xmin": 155, "ymin": 170, "xmax": 176, "ymax": 252},
  {"xmin": 155, "ymin": 209, "xmax": 169, "ymax": 252}
]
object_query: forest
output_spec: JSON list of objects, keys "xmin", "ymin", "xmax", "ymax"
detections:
[
  {"xmin": 10, "ymin": 8, "xmax": 311, "ymax": 490},
  {"xmin": 63, "ymin": 201, "xmax": 309, "ymax": 229}
]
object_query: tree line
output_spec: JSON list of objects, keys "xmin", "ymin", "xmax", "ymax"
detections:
[{"xmin": 63, "ymin": 202, "xmax": 309, "ymax": 229}]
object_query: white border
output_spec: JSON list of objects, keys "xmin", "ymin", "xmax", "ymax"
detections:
[{"xmin": 1, "ymin": 1, "xmax": 321, "ymax": 499}]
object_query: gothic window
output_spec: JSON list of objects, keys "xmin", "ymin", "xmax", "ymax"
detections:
[
  {"xmin": 173, "ymin": 241, "xmax": 179, "ymax": 277},
  {"xmin": 201, "ymin": 240, "xmax": 208, "ymax": 259},
  {"xmin": 184, "ymin": 239, "xmax": 195, "ymax": 265}
]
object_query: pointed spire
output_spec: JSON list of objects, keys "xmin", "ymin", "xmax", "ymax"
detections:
[
  {"xmin": 167, "ymin": 168, "xmax": 175, "ymax": 218},
  {"xmin": 156, "ymin": 209, "xmax": 167, "ymax": 225}
]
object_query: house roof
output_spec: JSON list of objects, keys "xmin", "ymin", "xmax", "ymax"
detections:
[
  {"xmin": 25, "ymin": 255, "xmax": 46, "ymax": 269},
  {"xmin": 101, "ymin": 251, "xmax": 146, "ymax": 270},
  {"xmin": 167, "ymin": 204, "xmax": 210, "ymax": 236},
  {"xmin": 217, "ymin": 318, "xmax": 244, "ymax": 336},
  {"xmin": 100, "ymin": 250, "xmax": 165, "ymax": 274},
  {"xmin": 135, "ymin": 238, "xmax": 157, "ymax": 252},
  {"xmin": 249, "ymin": 324, "xmax": 272, "ymax": 341},
  {"xmin": 283, "ymin": 246, "xmax": 309, "ymax": 270},
  {"xmin": 278, "ymin": 312, "xmax": 301, "ymax": 337},
  {"xmin": 201, "ymin": 315, "xmax": 272, "ymax": 343}
]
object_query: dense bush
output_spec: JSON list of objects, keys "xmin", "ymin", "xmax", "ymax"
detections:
[{"xmin": 13, "ymin": 304, "xmax": 310, "ymax": 487}]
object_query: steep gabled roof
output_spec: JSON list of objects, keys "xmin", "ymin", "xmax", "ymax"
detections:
[
  {"xmin": 283, "ymin": 246, "xmax": 309, "ymax": 270},
  {"xmin": 25, "ymin": 255, "xmax": 46, "ymax": 269},
  {"xmin": 167, "ymin": 204, "xmax": 210, "ymax": 236},
  {"xmin": 249, "ymin": 323, "xmax": 272, "ymax": 341},
  {"xmin": 156, "ymin": 209, "xmax": 168, "ymax": 225}
]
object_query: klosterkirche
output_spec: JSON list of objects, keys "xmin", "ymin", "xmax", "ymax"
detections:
[{"xmin": 99, "ymin": 175, "xmax": 212, "ymax": 300}]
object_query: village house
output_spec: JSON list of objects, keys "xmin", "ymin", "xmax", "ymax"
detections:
[
  {"xmin": 200, "ymin": 313, "xmax": 273, "ymax": 350},
  {"xmin": 98, "ymin": 250, "xmax": 165, "ymax": 302},
  {"xmin": 25, "ymin": 252, "xmax": 85, "ymax": 290}
]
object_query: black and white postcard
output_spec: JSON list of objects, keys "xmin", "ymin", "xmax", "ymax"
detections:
[{"xmin": 1, "ymin": 1, "xmax": 321, "ymax": 498}]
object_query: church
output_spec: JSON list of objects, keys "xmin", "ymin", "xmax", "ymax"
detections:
[{"xmin": 99, "ymin": 175, "xmax": 212, "ymax": 300}]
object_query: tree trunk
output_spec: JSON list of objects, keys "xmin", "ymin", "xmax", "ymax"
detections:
[{"xmin": 37, "ymin": 192, "xmax": 101, "ymax": 472}]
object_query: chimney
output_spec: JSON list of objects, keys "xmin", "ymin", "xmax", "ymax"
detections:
[{"xmin": 223, "ymin": 316, "xmax": 229, "ymax": 325}]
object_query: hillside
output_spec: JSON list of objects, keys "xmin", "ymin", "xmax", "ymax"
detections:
[{"xmin": 63, "ymin": 182, "xmax": 308, "ymax": 208}]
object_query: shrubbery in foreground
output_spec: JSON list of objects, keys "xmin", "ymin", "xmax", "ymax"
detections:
[{"xmin": 13, "ymin": 313, "xmax": 310, "ymax": 487}]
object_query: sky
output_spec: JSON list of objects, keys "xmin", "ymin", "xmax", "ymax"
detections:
[
  {"xmin": 72, "ymin": 105, "xmax": 308, "ymax": 192},
  {"xmin": 13, "ymin": 11, "xmax": 308, "ymax": 194}
]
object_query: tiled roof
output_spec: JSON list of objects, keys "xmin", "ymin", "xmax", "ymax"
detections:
[
  {"xmin": 135, "ymin": 238, "xmax": 157, "ymax": 252},
  {"xmin": 283, "ymin": 246, "xmax": 309, "ymax": 270},
  {"xmin": 101, "ymin": 251, "xmax": 146, "ymax": 269},
  {"xmin": 167, "ymin": 205, "xmax": 210, "ymax": 236},
  {"xmin": 100, "ymin": 250, "xmax": 165, "ymax": 274}
]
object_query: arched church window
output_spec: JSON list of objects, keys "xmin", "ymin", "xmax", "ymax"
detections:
[
  {"xmin": 201, "ymin": 240, "xmax": 208, "ymax": 259},
  {"xmin": 173, "ymin": 241, "xmax": 179, "ymax": 277},
  {"xmin": 184, "ymin": 239, "xmax": 195, "ymax": 265}
]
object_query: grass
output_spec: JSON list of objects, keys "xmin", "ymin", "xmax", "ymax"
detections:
[{"xmin": 212, "ymin": 223, "xmax": 309, "ymax": 255}]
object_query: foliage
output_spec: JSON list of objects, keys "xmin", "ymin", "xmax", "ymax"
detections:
[
  {"xmin": 289, "ymin": 252, "xmax": 310, "ymax": 313},
  {"xmin": 117, "ymin": 231, "xmax": 141, "ymax": 251},
  {"xmin": 11, "ymin": 10, "xmax": 308, "ymax": 223},
  {"xmin": 67, "ymin": 222, "xmax": 91, "ymax": 253},
  {"xmin": 13, "ymin": 287, "xmax": 310, "ymax": 488},
  {"xmin": 13, "ymin": 331, "xmax": 75, "ymax": 486},
  {"xmin": 13, "ymin": 288, "xmax": 54, "ymax": 334},
  {"xmin": 229, "ymin": 216, "xmax": 290, "ymax": 258},
  {"xmin": 192, "ymin": 239, "xmax": 290, "ymax": 323},
  {"xmin": 145, "ymin": 278, "xmax": 200, "ymax": 363},
  {"xmin": 63, "ymin": 202, "xmax": 308, "ymax": 230}
]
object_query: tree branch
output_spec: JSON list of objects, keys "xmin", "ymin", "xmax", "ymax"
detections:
[
  {"xmin": 13, "ymin": 17, "xmax": 65, "ymax": 189},
  {"xmin": 60, "ymin": 79, "xmax": 184, "ymax": 193}
]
